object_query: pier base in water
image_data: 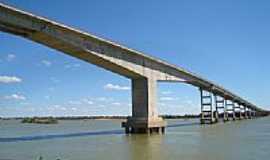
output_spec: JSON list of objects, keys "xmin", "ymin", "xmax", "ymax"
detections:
[{"xmin": 122, "ymin": 117, "xmax": 166, "ymax": 134}]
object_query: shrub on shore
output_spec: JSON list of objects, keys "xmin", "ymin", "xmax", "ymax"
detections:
[{"xmin": 22, "ymin": 117, "xmax": 58, "ymax": 124}]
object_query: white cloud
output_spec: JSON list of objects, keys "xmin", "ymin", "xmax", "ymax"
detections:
[
  {"xmin": 50, "ymin": 77, "xmax": 60, "ymax": 83},
  {"xmin": 185, "ymin": 100, "xmax": 193, "ymax": 105},
  {"xmin": 97, "ymin": 97, "xmax": 114, "ymax": 102},
  {"xmin": 0, "ymin": 76, "xmax": 22, "ymax": 83},
  {"xmin": 160, "ymin": 97, "xmax": 178, "ymax": 101},
  {"xmin": 53, "ymin": 105, "xmax": 60, "ymax": 108},
  {"xmin": 44, "ymin": 95, "xmax": 51, "ymax": 100},
  {"xmin": 50, "ymin": 105, "xmax": 66, "ymax": 111},
  {"xmin": 3, "ymin": 94, "xmax": 26, "ymax": 101},
  {"xmin": 64, "ymin": 63, "xmax": 81, "ymax": 69},
  {"xmin": 158, "ymin": 102, "xmax": 166, "ymax": 107},
  {"xmin": 97, "ymin": 97, "xmax": 106, "ymax": 101},
  {"xmin": 41, "ymin": 60, "xmax": 52, "ymax": 67},
  {"xmin": 104, "ymin": 83, "xmax": 130, "ymax": 91},
  {"xmin": 48, "ymin": 105, "xmax": 60, "ymax": 111},
  {"xmin": 68, "ymin": 100, "xmax": 82, "ymax": 105},
  {"xmin": 82, "ymin": 99, "xmax": 94, "ymax": 105},
  {"xmin": 86, "ymin": 100, "xmax": 93, "ymax": 105},
  {"xmin": 20, "ymin": 102, "xmax": 30, "ymax": 105},
  {"xmin": 48, "ymin": 87, "xmax": 55, "ymax": 91},
  {"xmin": 112, "ymin": 102, "xmax": 121, "ymax": 106},
  {"xmin": 6, "ymin": 54, "xmax": 16, "ymax": 61},
  {"xmin": 74, "ymin": 64, "xmax": 81, "ymax": 67},
  {"xmin": 161, "ymin": 91, "xmax": 172, "ymax": 95},
  {"xmin": 71, "ymin": 107, "xmax": 77, "ymax": 111},
  {"xmin": 97, "ymin": 104, "xmax": 105, "ymax": 108}
]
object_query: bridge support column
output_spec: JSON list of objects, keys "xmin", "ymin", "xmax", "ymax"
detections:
[
  {"xmin": 239, "ymin": 105, "xmax": 244, "ymax": 120},
  {"xmin": 250, "ymin": 110, "xmax": 253, "ymax": 118},
  {"xmin": 248, "ymin": 108, "xmax": 252, "ymax": 119},
  {"xmin": 214, "ymin": 95, "xmax": 225, "ymax": 123},
  {"xmin": 122, "ymin": 78, "xmax": 166, "ymax": 134},
  {"xmin": 231, "ymin": 101, "xmax": 236, "ymax": 120},
  {"xmin": 244, "ymin": 106, "xmax": 248, "ymax": 119},
  {"xmin": 224, "ymin": 100, "xmax": 232, "ymax": 121},
  {"xmin": 234, "ymin": 102, "xmax": 241, "ymax": 120},
  {"xmin": 250, "ymin": 110, "xmax": 254, "ymax": 118},
  {"xmin": 238, "ymin": 104, "xmax": 243, "ymax": 120},
  {"xmin": 200, "ymin": 89, "xmax": 216, "ymax": 124},
  {"xmin": 252, "ymin": 110, "xmax": 256, "ymax": 118}
]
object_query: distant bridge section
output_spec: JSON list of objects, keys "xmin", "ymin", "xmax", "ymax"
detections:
[{"xmin": 0, "ymin": 3, "xmax": 268, "ymax": 134}]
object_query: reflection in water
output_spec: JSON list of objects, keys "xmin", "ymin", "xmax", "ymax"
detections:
[
  {"xmin": 0, "ymin": 129, "xmax": 124, "ymax": 142},
  {"xmin": 167, "ymin": 122, "xmax": 200, "ymax": 128},
  {"xmin": 124, "ymin": 134, "xmax": 164, "ymax": 160},
  {"xmin": 0, "ymin": 121, "xmax": 198, "ymax": 143}
]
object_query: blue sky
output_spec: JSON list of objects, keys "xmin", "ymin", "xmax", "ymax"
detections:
[{"xmin": 0, "ymin": 0, "xmax": 269, "ymax": 117}]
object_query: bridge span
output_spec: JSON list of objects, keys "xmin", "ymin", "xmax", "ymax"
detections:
[{"xmin": 0, "ymin": 3, "xmax": 268, "ymax": 134}]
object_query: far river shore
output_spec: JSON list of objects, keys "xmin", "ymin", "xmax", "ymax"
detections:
[{"xmin": 0, "ymin": 115, "xmax": 199, "ymax": 121}]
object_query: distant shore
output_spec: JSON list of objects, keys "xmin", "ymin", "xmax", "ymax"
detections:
[
  {"xmin": 0, "ymin": 115, "xmax": 199, "ymax": 121},
  {"xmin": 21, "ymin": 117, "xmax": 58, "ymax": 124}
]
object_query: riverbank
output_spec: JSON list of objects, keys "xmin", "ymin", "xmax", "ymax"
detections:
[
  {"xmin": 21, "ymin": 117, "xmax": 58, "ymax": 124},
  {"xmin": 0, "ymin": 114, "xmax": 199, "ymax": 121}
]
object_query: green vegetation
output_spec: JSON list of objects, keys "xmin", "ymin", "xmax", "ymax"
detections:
[
  {"xmin": 161, "ymin": 114, "xmax": 199, "ymax": 119},
  {"xmin": 7, "ymin": 115, "xmax": 201, "ymax": 122},
  {"xmin": 56, "ymin": 115, "xmax": 199, "ymax": 120},
  {"xmin": 22, "ymin": 117, "xmax": 58, "ymax": 124},
  {"xmin": 56, "ymin": 116, "xmax": 127, "ymax": 120}
]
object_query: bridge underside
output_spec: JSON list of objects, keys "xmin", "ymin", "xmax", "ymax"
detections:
[{"xmin": 0, "ymin": 3, "xmax": 269, "ymax": 134}]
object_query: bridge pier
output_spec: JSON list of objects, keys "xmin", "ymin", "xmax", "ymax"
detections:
[
  {"xmin": 244, "ymin": 106, "xmax": 248, "ymax": 119},
  {"xmin": 122, "ymin": 78, "xmax": 166, "ymax": 134},
  {"xmin": 225, "ymin": 100, "xmax": 235, "ymax": 121},
  {"xmin": 199, "ymin": 89, "xmax": 265, "ymax": 125},
  {"xmin": 240, "ymin": 105, "xmax": 244, "ymax": 120},
  {"xmin": 234, "ymin": 103, "xmax": 242, "ymax": 120},
  {"xmin": 222, "ymin": 99, "xmax": 229, "ymax": 122},
  {"xmin": 251, "ymin": 110, "xmax": 256, "ymax": 118},
  {"xmin": 240, "ymin": 105, "xmax": 245, "ymax": 119},
  {"xmin": 248, "ymin": 108, "xmax": 252, "ymax": 119},
  {"xmin": 250, "ymin": 110, "xmax": 253, "ymax": 118},
  {"xmin": 214, "ymin": 95, "xmax": 225, "ymax": 123},
  {"xmin": 200, "ymin": 89, "xmax": 216, "ymax": 124}
]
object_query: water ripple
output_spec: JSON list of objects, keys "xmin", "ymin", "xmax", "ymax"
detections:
[
  {"xmin": 0, "ymin": 122, "xmax": 199, "ymax": 143},
  {"xmin": 0, "ymin": 129, "xmax": 124, "ymax": 143},
  {"xmin": 167, "ymin": 122, "xmax": 200, "ymax": 128}
]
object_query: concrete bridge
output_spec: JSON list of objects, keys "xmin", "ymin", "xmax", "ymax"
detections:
[{"xmin": 0, "ymin": 3, "xmax": 268, "ymax": 134}]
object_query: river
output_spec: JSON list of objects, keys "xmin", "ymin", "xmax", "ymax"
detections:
[{"xmin": 0, "ymin": 117, "xmax": 270, "ymax": 160}]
